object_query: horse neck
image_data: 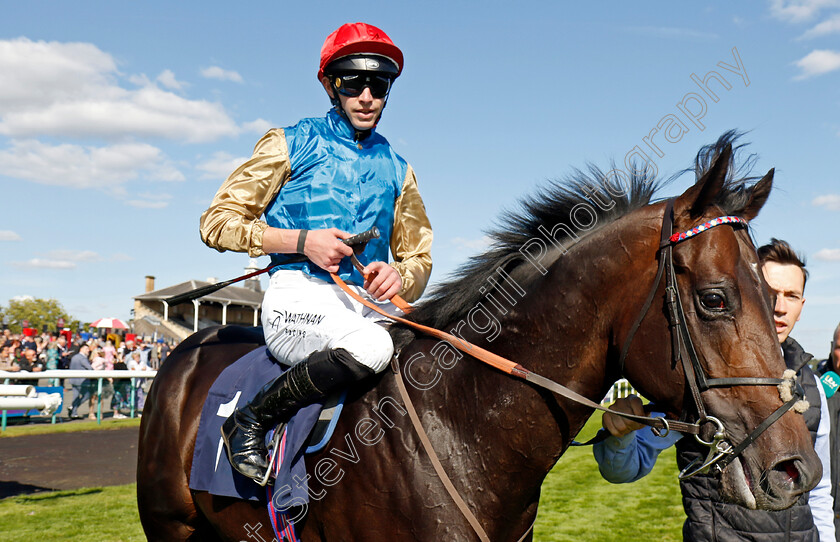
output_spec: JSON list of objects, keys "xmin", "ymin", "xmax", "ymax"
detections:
[{"xmin": 396, "ymin": 207, "xmax": 660, "ymax": 523}]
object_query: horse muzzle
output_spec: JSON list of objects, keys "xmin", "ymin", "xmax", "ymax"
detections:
[{"xmin": 720, "ymin": 447, "xmax": 821, "ymax": 511}]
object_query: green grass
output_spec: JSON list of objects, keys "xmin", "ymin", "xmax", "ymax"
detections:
[
  {"xmin": 0, "ymin": 485, "xmax": 145, "ymax": 542},
  {"xmin": 0, "ymin": 413, "xmax": 684, "ymax": 540},
  {"xmin": 533, "ymin": 414, "xmax": 684, "ymax": 541},
  {"xmin": 0, "ymin": 417, "xmax": 141, "ymax": 438}
]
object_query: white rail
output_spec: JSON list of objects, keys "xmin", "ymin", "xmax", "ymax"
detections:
[
  {"xmin": 0, "ymin": 370, "xmax": 158, "ymax": 430},
  {"xmin": 0, "ymin": 384, "xmax": 36, "ymax": 397},
  {"xmin": 0, "ymin": 370, "xmax": 157, "ymax": 379},
  {"xmin": 0, "ymin": 394, "xmax": 62, "ymax": 415},
  {"xmin": 601, "ymin": 379, "xmax": 638, "ymax": 405}
]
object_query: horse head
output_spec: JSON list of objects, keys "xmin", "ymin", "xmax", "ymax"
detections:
[{"xmin": 619, "ymin": 138, "xmax": 820, "ymax": 510}]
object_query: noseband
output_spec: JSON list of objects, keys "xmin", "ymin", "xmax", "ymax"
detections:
[{"xmin": 618, "ymin": 199, "xmax": 805, "ymax": 478}]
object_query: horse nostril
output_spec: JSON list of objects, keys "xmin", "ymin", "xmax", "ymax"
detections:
[{"xmin": 775, "ymin": 459, "xmax": 800, "ymax": 484}]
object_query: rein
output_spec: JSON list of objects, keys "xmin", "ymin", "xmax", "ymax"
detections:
[
  {"xmin": 617, "ymin": 199, "xmax": 804, "ymax": 477},
  {"xmin": 325, "ymin": 200, "xmax": 802, "ymax": 537}
]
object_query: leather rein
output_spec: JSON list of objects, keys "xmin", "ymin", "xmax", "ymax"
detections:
[
  {"xmin": 326, "ymin": 199, "xmax": 803, "ymax": 539},
  {"xmin": 617, "ymin": 199, "xmax": 804, "ymax": 478}
]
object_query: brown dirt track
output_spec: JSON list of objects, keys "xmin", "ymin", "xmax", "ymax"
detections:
[{"xmin": 0, "ymin": 426, "xmax": 138, "ymax": 499}]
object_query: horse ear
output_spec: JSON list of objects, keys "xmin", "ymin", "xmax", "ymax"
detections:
[
  {"xmin": 741, "ymin": 168, "xmax": 773, "ymax": 221},
  {"xmin": 675, "ymin": 143, "xmax": 732, "ymax": 220}
]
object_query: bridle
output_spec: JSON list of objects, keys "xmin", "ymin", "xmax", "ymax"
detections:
[
  {"xmin": 326, "ymin": 198, "xmax": 805, "ymax": 540},
  {"xmin": 618, "ymin": 198, "xmax": 805, "ymax": 478}
]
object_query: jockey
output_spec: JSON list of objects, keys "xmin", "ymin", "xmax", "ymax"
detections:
[{"xmin": 200, "ymin": 22, "xmax": 433, "ymax": 483}]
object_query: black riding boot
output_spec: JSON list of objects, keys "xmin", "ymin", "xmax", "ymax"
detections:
[{"xmin": 221, "ymin": 348, "xmax": 373, "ymax": 483}]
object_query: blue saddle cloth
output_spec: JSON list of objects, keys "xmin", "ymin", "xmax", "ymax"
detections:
[{"xmin": 189, "ymin": 346, "xmax": 326, "ymax": 505}]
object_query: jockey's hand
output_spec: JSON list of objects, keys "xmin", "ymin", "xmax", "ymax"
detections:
[
  {"xmin": 304, "ymin": 228, "xmax": 354, "ymax": 273},
  {"xmin": 363, "ymin": 261, "xmax": 402, "ymax": 301},
  {"xmin": 602, "ymin": 395, "xmax": 646, "ymax": 438}
]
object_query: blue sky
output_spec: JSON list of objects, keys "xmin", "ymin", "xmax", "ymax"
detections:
[{"xmin": 1, "ymin": 1, "xmax": 838, "ymax": 358}]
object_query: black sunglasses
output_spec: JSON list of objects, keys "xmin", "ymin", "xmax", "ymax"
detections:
[{"xmin": 333, "ymin": 73, "xmax": 393, "ymax": 99}]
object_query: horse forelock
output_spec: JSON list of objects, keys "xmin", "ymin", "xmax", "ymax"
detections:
[{"xmin": 408, "ymin": 130, "xmax": 766, "ymax": 330}]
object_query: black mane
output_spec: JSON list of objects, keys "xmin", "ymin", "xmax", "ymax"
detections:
[{"xmin": 408, "ymin": 130, "xmax": 761, "ymax": 329}]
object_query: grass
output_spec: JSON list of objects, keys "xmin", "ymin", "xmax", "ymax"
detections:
[
  {"xmin": 533, "ymin": 414, "xmax": 684, "ymax": 541},
  {"xmin": 0, "ymin": 416, "xmax": 141, "ymax": 438},
  {"xmin": 0, "ymin": 485, "xmax": 145, "ymax": 542},
  {"xmin": 0, "ymin": 413, "xmax": 684, "ymax": 540}
]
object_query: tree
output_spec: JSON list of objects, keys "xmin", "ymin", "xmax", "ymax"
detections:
[{"xmin": 0, "ymin": 298, "xmax": 77, "ymax": 334}]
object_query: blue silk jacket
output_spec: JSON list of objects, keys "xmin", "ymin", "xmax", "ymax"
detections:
[
  {"xmin": 266, "ymin": 109, "xmax": 404, "ymax": 285},
  {"xmin": 200, "ymin": 108, "xmax": 433, "ymax": 302}
]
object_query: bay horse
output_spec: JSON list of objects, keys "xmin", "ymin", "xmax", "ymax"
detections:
[{"xmin": 138, "ymin": 133, "xmax": 821, "ymax": 541}]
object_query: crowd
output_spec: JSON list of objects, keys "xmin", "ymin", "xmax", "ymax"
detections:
[{"xmin": 0, "ymin": 328, "xmax": 176, "ymax": 420}]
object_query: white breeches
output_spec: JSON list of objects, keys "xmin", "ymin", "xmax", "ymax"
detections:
[{"xmin": 261, "ymin": 270, "xmax": 402, "ymax": 374}]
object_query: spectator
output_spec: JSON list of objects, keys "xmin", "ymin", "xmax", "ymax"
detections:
[
  {"xmin": 20, "ymin": 330, "xmax": 36, "ymax": 352},
  {"xmin": 86, "ymin": 346, "xmax": 110, "ymax": 419},
  {"xmin": 110, "ymin": 354, "xmax": 129, "ymax": 419},
  {"xmin": 0, "ymin": 345, "xmax": 16, "ymax": 371},
  {"xmin": 34, "ymin": 336, "xmax": 45, "ymax": 357},
  {"xmin": 818, "ymin": 321, "xmax": 840, "ymax": 539},
  {"xmin": 128, "ymin": 350, "xmax": 150, "ymax": 413},
  {"xmin": 118, "ymin": 339, "xmax": 135, "ymax": 360},
  {"xmin": 594, "ymin": 238, "xmax": 833, "ymax": 541},
  {"xmin": 56, "ymin": 335, "xmax": 71, "ymax": 369},
  {"xmin": 136, "ymin": 339, "xmax": 151, "ymax": 367},
  {"xmin": 159, "ymin": 339, "xmax": 171, "ymax": 365},
  {"xmin": 102, "ymin": 340, "xmax": 116, "ymax": 365},
  {"xmin": 67, "ymin": 344, "xmax": 93, "ymax": 419},
  {"xmin": 44, "ymin": 341, "xmax": 59, "ymax": 369},
  {"xmin": 44, "ymin": 341, "xmax": 60, "ymax": 386},
  {"xmin": 16, "ymin": 348, "xmax": 44, "ymax": 373}
]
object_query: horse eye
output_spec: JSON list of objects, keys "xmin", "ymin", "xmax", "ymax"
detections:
[{"xmin": 700, "ymin": 292, "xmax": 726, "ymax": 310}]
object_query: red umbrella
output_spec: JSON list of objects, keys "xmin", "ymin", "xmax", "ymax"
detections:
[{"xmin": 90, "ymin": 318, "xmax": 128, "ymax": 329}]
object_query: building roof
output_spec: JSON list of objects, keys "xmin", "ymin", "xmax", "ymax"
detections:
[{"xmin": 135, "ymin": 280, "xmax": 263, "ymax": 308}]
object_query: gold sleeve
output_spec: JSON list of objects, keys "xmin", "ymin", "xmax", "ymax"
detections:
[
  {"xmin": 390, "ymin": 165, "xmax": 433, "ymax": 302},
  {"xmin": 199, "ymin": 129, "xmax": 291, "ymax": 257}
]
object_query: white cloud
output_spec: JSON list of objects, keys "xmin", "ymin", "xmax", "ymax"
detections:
[
  {"xmin": 0, "ymin": 230, "xmax": 21, "ymax": 241},
  {"xmin": 8, "ymin": 249, "xmax": 132, "ymax": 269},
  {"xmin": 451, "ymin": 236, "xmax": 493, "ymax": 252},
  {"xmin": 242, "ymin": 118, "xmax": 272, "ymax": 134},
  {"xmin": 196, "ymin": 151, "xmax": 249, "ymax": 179},
  {"xmin": 201, "ymin": 66, "xmax": 243, "ymax": 83},
  {"xmin": 813, "ymin": 194, "xmax": 840, "ymax": 210},
  {"xmin": 769, "ymin": 0, "xmax": 840, "ymax": 22},
  {"xmin": 0, "ymin": 38, "xmax": 238, "ymax": 142},
  {"xmin": 0, "ymin": 37, "xmax": 117, "ymax": 110},
  {"xmin": 126, "ymin": 199, "xmax": 170, "ymax": 209},
  {"xmin": 0, "ymin": 139, "xmax": 184, "ymax": 189},
  {"xmin": 793, "ymin": 49, "xmax": 840, "ymax": 78},
  {"xmin": 815, "ymin": 248, "xmax": 840, "ymax": 261},
  {"xmin": 799, "ymin": 13, "xmax": 840, "ymax": 37},
  {"xmin": 125, "ymin": 192, "xmax": 173, "ymax": 209},
  {"xmin": 10, "ymin": 250, "xmax": 100, "ymax": 270},
  {"xmin": 156, "ymin": 69, "xmax": 186, "ymax": 91},
  {"xmin": 0, "ymin": 86, "xmax": 238, "ymax": 142},
  {"xmin": 44, "ymin": 250, "xmax": 100, "ymax": 262},
  {"xmin": 10, "ymin": 258, "xmax": 77, "ymax": 270}
]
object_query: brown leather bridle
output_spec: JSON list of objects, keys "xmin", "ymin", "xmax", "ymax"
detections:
[
  {"xmin": 617, "ymin": 198, "xmax": 805, "ymax": 478},
  {"xmin": 326, "ymin": 199, "xmax": 805, "ymax": 539}
]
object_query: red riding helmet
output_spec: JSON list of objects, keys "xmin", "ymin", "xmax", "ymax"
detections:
[{"xmin": 318, "ymin": 22, "xmax": 404, "ymax": 80}]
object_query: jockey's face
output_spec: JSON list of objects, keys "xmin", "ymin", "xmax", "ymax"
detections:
[{"xmin": 321, "ymin": 77, "xmax": 384, "ymax": 131}]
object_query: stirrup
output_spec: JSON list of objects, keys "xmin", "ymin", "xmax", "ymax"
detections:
[{"xmin": 257, "ymin": 424, "xmax": 285, "ymax": 487}]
